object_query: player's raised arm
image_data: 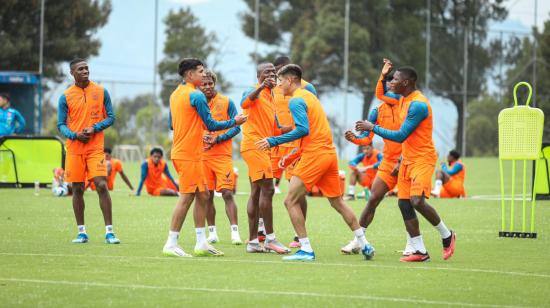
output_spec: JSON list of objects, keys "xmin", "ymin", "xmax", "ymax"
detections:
[{"xmin": 375, "ymin": 58, "xmax": 400, "ymax": 105}]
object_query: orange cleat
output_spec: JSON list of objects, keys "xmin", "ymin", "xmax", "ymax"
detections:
[
  {"xmin": 400, "ymin": 251, "xmax": 430, "ymax": 262},
  {"xmin": 442, "ymin": 231, "xmax": 456, "ymax": 260}
]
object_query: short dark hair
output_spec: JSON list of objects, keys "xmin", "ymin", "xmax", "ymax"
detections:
[
  {"xmin": 178, "ymin": 58, "xmax": 204, "ymax": 77},
  {"xmin": 449, "ymin": 150, "xmax": 461, "ymax": 160},
  {"xmin": 150, "ymin": 147, "xmax": 164, "ymax": 156},
  {"xmin": 0, "ymin": 93, "xmax": 10, "ymax": 101},
  {"xmin": 274, "ymin": 56, "xmax": 291, "ymax": 67},
  {"xmin": 277, "ymin": 64, "xmax": 302, "ymax": 80},
  {"xmin": 204, "ymin": 69, "xmax": 217, "ymax": 84},
  {"xmin": 69, "ymin": 58, "xmax": 87, "ymax": 69},
  {"xmin": 104, "ymin": 147, "xmax": 112, "ymax": 154},
  {"xmin": 397, "ymin": 66, "xmax": 418, "ymax": 82}
]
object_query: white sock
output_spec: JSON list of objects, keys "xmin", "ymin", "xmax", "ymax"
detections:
[
  {"xmin": 433, "ymin": 180, "xmax": 443, "ymax": 194},
  {"xmin": 299, "ymin": 237, "xmax": 313, "ymax": 253},
  {"xmin": 166, "ymin": 231, "xmax": 179, "ymax": 247},
  {"xmin": 230, "ymin": 225, "xmax": 239, "ymax": 237},
  {"xmin": 411, "ymin": 235, "xmax": 427, "ymax": 254},
  {"xmin": 348, "ymin": 185, "xmax": 355, "ymax": 195},
  {"xmin": 105, "ymin": 225, "xmax": 113, "ymax": 234},
  {"xmin": 195, "ymin": 227, "xmax": 207, "ymax": 249},
  {"xmin": 77, "ymin": 225, "xmax": 86, "ymax": 234},
  {"xmin": 405, "ymin": 232, "xmax": 413, "ymax": 252},
  {"xmin": 266, "ymin": 233, "xmax": 276, "ymax": 241},
  {"xmin": 435, "ymin": 221, "xmax": 452, "ymax": 239},
  {"xmin": 353, "ymin": 228, "xmax": 369, "ymax": 248},
  {"xmin": 208, "ymin": 225, "xmax": 217, "ymax": 237},
  {"xmin": 258, "ymin": 218, "xmax": 265, "ymax": 233}
]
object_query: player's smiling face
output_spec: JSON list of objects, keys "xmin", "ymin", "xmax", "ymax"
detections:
[
  {"xmin": 71, "ymin": 62, "xmax": 89, "ymax": 83},
  {"xmin": 199, "ymin": 76, "xmax": 216, "ymax": 99},
  {"xmin": 259, "ymin": 64, "xmax": 276, "ymax": 84},
  {"xmin": 389, "ymin": 71, "xmax": 407, "ymax": 95}
]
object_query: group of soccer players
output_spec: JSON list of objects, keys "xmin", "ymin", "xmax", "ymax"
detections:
[{"xmin": 57, "ymin": 56, "xmax": 456, "ymax": 262}]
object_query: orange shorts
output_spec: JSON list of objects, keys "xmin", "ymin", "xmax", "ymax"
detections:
[
  {"xmin": 376, "ymin": 159, "xmax": 399, "ymax": 190},
  {"xmin": 147, "ymin": 175, "xmax": 178, "ymax": 196},
  {"xmin": 172, "ymin": 159, "xmax": 208, "ymax": 193},
  {"xmin": 397, "ymin": 162, "xmax": 435, "ymax": 199},
  {"xmin": 440, "ymin": 178, "xmax": 465, "ymax": 198},
  {"xmin": 203, "ymin": 156, "xmax": 235, "ymax": 192},
  {"xmin": 242, "ymin": 149, "xmax": 273, "ymax": 182},
  {"xmin": 360, "ymin": 173, "xmax": 375, "ymax": 189},
  {"xmin": 65, "ymin": 150, "xmax": 107, "ymax": 183},
  {"xmin": 294, "ymin": 152, "xmax": 342, "ymax": 198},
  {"xmin": 271, "ymin": 146, "xmax": 295, "ymax": 180}
]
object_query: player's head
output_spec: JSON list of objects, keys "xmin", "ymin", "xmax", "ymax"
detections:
[
  {"xmin": 390, "ymin": 66, "xmax": 417, "ymax": 95},
  {"xmin": 178, "ymin": 58, "xmax": 205, "ymax": 87},
  {"xmin": 448, "ymin": 149, "xmax": 460, "ymax": 163},
  {"xmin": 257, "ymin": 62, "xmax": 276, "ymax": 83},
  {"xmin": 273, "ymin": 56, "xmax": 291, "ymax": 72},
  {"xmin": 277, "ymin": 64, "xmax": 302, "ymax": 96},
  {"xmin": 0, "ymin": 93, "xmax": 10, "ymax": 108},
  {"xmin": 199, "ymin": 69, "xmax": 217, "ymax": 100},
  {"xmin": 150, "ymin": 147, "xmax": 164, "ymax": 164},
  {"xmin": 69, "ymin": 58, "xmax": 89, "ymax": 83},
  {"xmin": 384, "ymin": 71, "xmax": 394, "ymax": 89},
  {"xmin": 362, "ymin": 143, "xmax": 374, "ymax": 156},
  {"xmin": 104, "ymin": 147, "xmax": 112, "ymax": 160}
]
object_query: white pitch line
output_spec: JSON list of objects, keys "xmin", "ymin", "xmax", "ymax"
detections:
[
  {"xmin": 1, "ymin": 252, "xmax": 549, "ymax": 279},
  {"xmin": 0, "ymin": 277, "xmax": 533, "ymax": 308}
]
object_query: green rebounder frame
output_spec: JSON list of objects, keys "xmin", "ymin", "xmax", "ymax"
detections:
[
  {"xmin": 0, "ymin": 136, "xmax": 65, "ymax": 188},
  {"xmin": 498, "ymin": 82, "xmax": 544, "ymax": 238}
]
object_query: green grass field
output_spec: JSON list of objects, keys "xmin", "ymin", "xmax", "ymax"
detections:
[{"xmin": 1, "ymin": 157, "xmax": 549, "ymax": 307}]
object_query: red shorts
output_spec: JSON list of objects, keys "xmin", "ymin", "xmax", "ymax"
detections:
[
  {"xmin": 203, "ymin": 156, "xmax": 235, "ymax": 192},
  {"xmin": 397, "ymin": 162, "xmax": 435, "ymax": 199},
  {"xmin": 294, "ymin": 152, "xmax": 342, "ymax": 198},
  {"xmin": 242, "ymin": 149, "xmax": 273, "ymax": 182},
  {"xmin": 172, "ymin": 159, "xmax": 208, "ymax": 194},
  {"xmin": 65, "ymin": 150, "xmax": 107, "ymax": 183}
]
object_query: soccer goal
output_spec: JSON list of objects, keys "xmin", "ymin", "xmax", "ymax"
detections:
[{"xmin": 112, "ymin": 145, "xmax": 143, "ymax": 162}]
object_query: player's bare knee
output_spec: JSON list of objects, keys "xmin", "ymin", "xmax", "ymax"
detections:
[
  {"xmin": 221, "ymin": 189, "xmax": 233, "ymax": 202},
  {"xmin": 72, "ymin": 183, "xmax": 85, "ymax": 195},
  {"xmin": 95, "ymin": 181, "xmax": 108, "ymax": 194},
  {"xmin": 398, "ymin": 199, "xmax": 417, "ymax": 220},
  {"xmin": 410, "ymin": 196, "xmax": 424, "ymax": 209}
]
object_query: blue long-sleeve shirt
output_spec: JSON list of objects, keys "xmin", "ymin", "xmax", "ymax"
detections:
[
  {"xmin": 57, "ymin": 88, "xmax": 115, "ymax": 140},
  {"xmin": 442, "ymin": 161, "xmax": 464, "ymax": 176},
  {"xmin": 349, "ymin": 152, "xmax": 383, "ymax": 169},
  {"xmin": 0, "ymin": 107, "xmax": 26, "ymax": 136},
  {"xmin": 304, "ymin": 83, "xmax": 318, "ymax": 97},
  {"xmin": 136, "ymin": 161, "xmax": 179, "ymax": 196},
  {"xmin": 372, "ymin": 101, "xmax": 428, "ymax": 143},
  {"xmin": 215, "ymin": 98, "xmax": 241, "ymax": 143},
  {"xmin": 266, "ymin": 97, "xmax": 309, "ymax": 147}
]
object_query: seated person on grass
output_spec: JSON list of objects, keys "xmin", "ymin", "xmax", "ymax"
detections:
[
  {"xmin": 136, "ymin": 147, "xmax": 179, "ymax": 196},
  {"xmin": 431, "ymin": 150, "xmax": 466, "ymax": 198},
  {"xmin": 344, "ymin": 144, "xmax": 383, "ymax": 200}
]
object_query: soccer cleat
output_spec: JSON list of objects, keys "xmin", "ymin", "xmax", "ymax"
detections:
[
  {"xmin": 343, "ymin": 194, "xmax": 355, "ymax": 201},
  {"xmin": 289, "ymin": 237, "xmax": 301, "ymax": 248},
  {"xmin": 282, "ymin": 249, "xmax": 315, "ymax": 261},
  {"xmin": 257, "ymin": 231, "xmax": 266, "ymax": 242},
  {"xmin": 72, "ymin": 233, "xmax": 88, "ymax": 244},
  {"xmin": 207, "ymin": 234, "xmax": 219, "ymax": 244},
  {"xmin": 105, "ymin": 233, "xmax": 120, "ymax": 244},
  {"xmin": 163, "ymin": 245, "xmax": 192, "ymax": 257},
  {"xmin": 361, "ymin": 243, "xmax": 375, "ymax": 260},
  {"xmin": 194, "ymin": 244, "xmax": 224, "ymax": 257},
  {"xmin": 400, "ymin": 251, "xmax": 430, "ymax": 262},
  {"xmin": 246, "ymin": 241, "xmax": 265, "ymax": 253},
  {"xmin": 265, "ymin": 239, "xmax": 291, "ymax": 254},
  {"xmin": 274, "ymin": 186, "xmax": 282, "ymax": 194},
  {"xmin": 231, "ymin": 236, "xmax": 243, "ymax": 245},
  {"xmin": 341, "ymin": 239, "xmax": 361, "ymax": 255},
  {"xmin": 442, "ymin": 231, "xmax": 456, "ymax": 260},
  {"xmin": 403, "ymin": 241, "xmax": 415, "ymax": 256}
]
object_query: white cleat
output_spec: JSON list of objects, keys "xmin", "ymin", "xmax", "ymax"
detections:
[
  {"xmin": 274, "ymin": 186, "xmax": 282, "ymax": 194},
  {"xmin": 246, "ymin": 242, "xmax": 265, "ymax": 253},
  {"xmin": 163, "ymin": 245, "xmax": 192, "ymax": 257},
  {"xmin": 207, "ymin": 235, "xmax": 219, "ymax": 244},
  {"xmin": 341, "ymin": 239, "xmax": 361, "ymax": 255}
]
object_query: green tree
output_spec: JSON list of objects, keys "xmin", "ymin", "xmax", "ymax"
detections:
[
  {"xmin": 158, "ymin": 7, "xmax": 230, "ymax": 106},
  {"xmin": 0, "ymin": 0, "xmax": 111, "ymax": 81},
  {"xmin": 466, "ymin": 95, "xmax": 503, "ymax": 156}
]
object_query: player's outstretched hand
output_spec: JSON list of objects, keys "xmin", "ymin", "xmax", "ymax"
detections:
[
  {"xmin": 234, "ymin": 114, "xmax": 248, "ymax": 125},
  {"xmin": 278, "ymin": 154, "xmax": 288, "ymax": 169},
  {"xmin": 355, "ymin": 120, "xmax": 374, "ymax": 132},
  {"xmin": 255, "ymin": 138, "xmax": 271, "ymax": 151},
  {"xmin": 382, "ymin": 58, "xmax": 393, "ymax": 76},
  {"xmin": 344, "ymin": 130, "xmax": 356, "ymax": 142}
]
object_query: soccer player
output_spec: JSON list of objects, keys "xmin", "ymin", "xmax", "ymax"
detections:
[
  {"xmin": 256, "ymin": 64, "xmax": 375, "ymax": 261},
  {"xmin": 240, "ymin": 62, "xmax": 291, "ymax": 254},
  {"xmin": 344, "ymin": 144, "xmax": 383, "ymax": 201},
  {"xmin": 272, "ymin": 55, "xmax": 317, "ymax": 248},
  {"xmin": 432, "ymin": 150, "xmax": 466, "ymax": 198},
  {"xmin": 136, "ymin": 147, "xmax": 179, "ymax": 197},
  {"xmin": 57, "ymin": 58, "xmax": 119, "ymax": 244},
  {"xmin": 162, "ymin": 58, "xmax": 247, "ymax": 257},
  {"xmin": 199, "ymin": 69, "xmax": 242, "ymax": 245},
  {"xmin": 356, "ymin": 65, "xmax": 456, "ymax": 262},
  {"xmin": 341, "ymin": 58, "xmax": 413, "ymax": 255},
  {"xmin": 0, "ymin": 93, "xmax": 26, "ymax": 137},
  {"xmin": 89, "ymin": 148, "xmax": 133, "ymax": 191}
]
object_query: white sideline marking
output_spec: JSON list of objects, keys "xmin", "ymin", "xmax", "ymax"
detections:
[
  {"xmin": 469, "ymin": 194, "xmax": 535, "ymax": 201},
  {"xmin": 0, "ymin": 277, "xmax": 531, "ymax": 307},
  {"xmin": 1, "ymin": 252, "xmax": 549, "ymax": 279}
]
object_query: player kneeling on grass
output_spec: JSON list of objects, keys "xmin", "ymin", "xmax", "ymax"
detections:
[
  {"xmin": 431, "ymin": 150, "xmax": 466, "ymax": 198},
  {"xmin": 344, "ymin": 144, "xmax": 383, "ymax": 201},
  {"xmin": 136, "ymin": 147, "xmax": 179, "ymax": 197},
  {"xmin": 256, "ymin": 64, "xmax": 374, "ymax": 261},
  {"xmin": 57, "ymin": 58, "xmax": 120, "ymax": 244},
  {"xmin": 199, "ymin": 69, "xmax": 242, "ymax": 245}
]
